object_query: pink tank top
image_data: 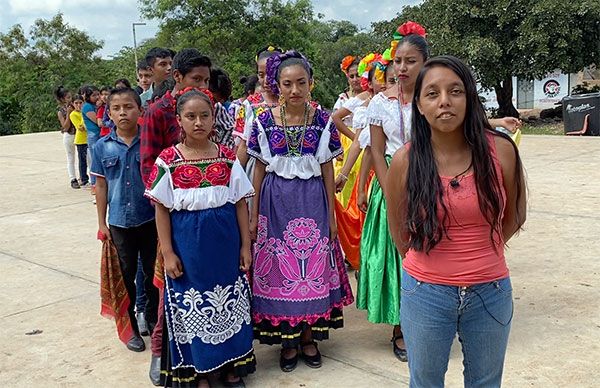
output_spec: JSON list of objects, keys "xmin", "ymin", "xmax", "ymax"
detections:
[{"xmin": 403, "ymin": 133, "xmax": 509, "ymax": 285}]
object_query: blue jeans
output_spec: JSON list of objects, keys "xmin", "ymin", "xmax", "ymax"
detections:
[
  {"xmin": 87, "ymin": 132, "xmax": 99, "ymax": 185},
  {"xmin": 401, "ymin": 270, "xmax": 513, "ymax": 388},
  {"xmin": 135, "ymin": 256, "xmax": 147, "ymax": 313}
]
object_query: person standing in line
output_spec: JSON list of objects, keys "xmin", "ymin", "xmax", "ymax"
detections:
[
  {"xmin": 97, "ymin": 86, "xmax": 112, "ymax": 137},
  {"xmin": 135, "ymin": 59, "xmax": 154, "ymax": 95},
  {"xmin": 140, "ymin": 47, "xmax": 174, "ymax": 108},
  {"xmin": 146, "ymin": 89, "xmax": 256, "ymax": 388},
  {"xmin": 54, "ymin": 86, "xmax": 79, "ymax": 189},
  {"xmin": 247, "ymin": 50, "xmax": 354, "ymax": 373},
  {"xmin": 69, "ymin": 94, "xmax": 89, "ymax": 187},
  {"xmin": 209, "ymin": 67, "xmax": 236, "ymax": 149},
  {"xmin": 91, "ymin": 87, "xmax": 159, "ymax": 353},
  {"xmin": 386, "ymin": 55, "xmax": 526, "ymax": 388},
  {"xmin": 139, "ymin": 48, "xmax": 213, "ymax": 386},
  {"xmin": 82, "ymin": 85, "xmax": 101, "ymax": 199},
  {"xmin": 357, "ymin": 21, "xmax": 430, "ymax": 362}
]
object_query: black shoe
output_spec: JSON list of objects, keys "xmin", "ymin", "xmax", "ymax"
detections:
[
  {"xmin": 126, "ymin": 335, "xmax": 145, "ymax": 352},
  {"xmin": 220, "ymin": 372, "xmax": 245, "ymax": 388},
  {"xmin": 301, "ymin": 341, "xmax": 322, "ymax": 368},
  {"xmin": 392, "ymin": 331, "xmax": 408, "ymax": 362},
  {"xmin": 149, "ymin": 355, "xmax": 161, "ymax": 386},
  {"xmin": 279, "ymin": 347, "xmax": 299, "ymax": 372},
  {"xmin": 70, "ymin": 179, "xmax": 80, "ymax": 189}
]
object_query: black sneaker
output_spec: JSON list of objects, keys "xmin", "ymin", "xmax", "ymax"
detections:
[
  {"xmin": 126, "ymin": 335, "xmax": 145, "ymax": 352},
  {"xmin": 70, "ymin": 179, "xmax": 80, "ymax": 189}
]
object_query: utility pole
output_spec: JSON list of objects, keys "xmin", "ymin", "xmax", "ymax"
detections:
[{"xmin": 132, "ymin": 22, "xmax": 146, "ymax": 72}]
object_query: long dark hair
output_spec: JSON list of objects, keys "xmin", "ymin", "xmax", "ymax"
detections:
[{"xmin": 406, "ymin": 55, "xmax": 525, "ymax": 252}]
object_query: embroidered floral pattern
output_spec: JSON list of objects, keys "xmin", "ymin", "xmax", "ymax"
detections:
[
  {"xmin": 205, "ymin": 162, "xmax": 230, "ymax": 186},
  {"xmin": 172, "ymin": 164, "xmax": 204, "ymax": 189},
  {"xmin": 159, "ymin": 146, "xmax": 178, "ymax": 164},
  {"xmin": 283, "ymin": 218, "xmax": 320, "ymax": 251},
  {"xmin": 253, "ymin": 216, "xmax": 331, "ymax": 299},
  {"xmin": 168, "ymin": 276, "xmax": 251, "ymax": 346}
]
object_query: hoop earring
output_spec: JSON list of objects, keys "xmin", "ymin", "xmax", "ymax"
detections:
[{"xmin": 278, "ymin": 94, "xmax": 286, "ymax": 106}]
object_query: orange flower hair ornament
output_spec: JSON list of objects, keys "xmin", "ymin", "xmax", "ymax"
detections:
[
  {"xmin": 390, "ymin": 21, "xmax": 427, "ymax": 57},
  {"xmin": 340, "ymin": 55, "xmax": 356, "ymax": 74}
]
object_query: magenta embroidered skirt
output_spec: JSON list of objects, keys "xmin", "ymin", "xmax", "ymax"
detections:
[{"xmin": 251, "ymin": 173, "xmax": 354, "ymax": 347}]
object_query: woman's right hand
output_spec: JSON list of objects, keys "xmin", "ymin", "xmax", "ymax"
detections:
[
  {"xmin": 334, "ymin": 174, "xmax": 348, "ymax": 193},
  {"xmin": 164, "ymin": 251, "xmax": 183, "ymax": 279},
  {"xmin": 358, "ymin": 190, "xmax": 368, "ymax": 213}
]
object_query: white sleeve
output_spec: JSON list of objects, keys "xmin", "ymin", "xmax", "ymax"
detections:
[
  {"xmin": 144, "ymin": 158, "xmax": 174, "ymax": 209},
  {"xmin": 241, "ymin": 100, "xmax": 255, "ymax": 141},
  {"xmin": 343, "ymin": 96, "xmax": 364, "ymax": 113},
  {"xmin": 228, "ymin": 160, "xmax": 255, "ymax": 203},
  {"xmin": 367, "ymin": 94, "xmax": 384, "ymax": 126}
]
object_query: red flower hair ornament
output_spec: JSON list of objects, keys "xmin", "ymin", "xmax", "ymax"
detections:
[
  {"xmin": 391, "ymin": 21, "xmax": 427, "ymax": 58},
  {"xmin": 173, "ymin": 87, "xmax": 216, "ymax": 112},
  {"xmin": 393, "ymin": 21, "xmax": 427, "ymax": 41}
]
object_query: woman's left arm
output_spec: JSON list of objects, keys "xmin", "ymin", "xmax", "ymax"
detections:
[
  {"xmin": 495, "ymin": 137, "xmax": 527, "ymax": 242},
  {"xmin": 321, "ymin": 160, "xmax": 337, "ymax": 240}
]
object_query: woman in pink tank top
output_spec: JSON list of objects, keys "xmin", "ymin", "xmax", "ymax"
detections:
[{"xmin": 386, "ymin": 56, "xmax": 526, "ymax": 388}]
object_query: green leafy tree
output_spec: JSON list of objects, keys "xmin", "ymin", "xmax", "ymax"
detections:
[
  {"xmin": 377, "ymin": 0, "xmax": 600, "ymax": 117},
  {"xmin": 139, "ymin": 0, "xmax": 371, "ymax": 107},
  {"xmin": 0, "ymin": 13, "xmax": 109, "ymax": 134}
]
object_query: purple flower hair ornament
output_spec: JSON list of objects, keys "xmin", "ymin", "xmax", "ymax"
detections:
[{"xmin": 265, "ymin": 50, "xmax": 313, "ymax": 96}]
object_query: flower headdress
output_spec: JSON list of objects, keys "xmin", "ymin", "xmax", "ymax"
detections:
[
  {"xmin": 173, "ymin": 87, "xmax": 216, "ymax": 112},
  {"xmin": 390, "ymin": 21, "xmax": 427, "ymax": 58},
  {"xmin": 255, "ymin": 45, "xmax": 283, "ymax": 62},
  {"xmin": 265, "ymin": 50, "xmax": 313, "ymax": 96},
  {"xmin": 357, "ymin": 53, "xmax": 382, "ymax": 90},
  {"xmin": 340, "ymin": 55, "xmax": 356, "ymax": 74}
]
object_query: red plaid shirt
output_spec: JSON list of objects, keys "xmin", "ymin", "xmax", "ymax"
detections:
[{"xmin": 140, "ymin": 90, "xmax": 180, "ymax": 186}]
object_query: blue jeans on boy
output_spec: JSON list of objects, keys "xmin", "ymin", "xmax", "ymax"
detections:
[
  {"xmin": 87, "ymin": 132, "xmax": 99, "ymax": 185},
  {"xmin": 401, "ymin": 269, "xmax": 513, "ymax": 388},
  {"xmin": 135, "ymin": 256, "xmax": 147, "ymax": 313}
]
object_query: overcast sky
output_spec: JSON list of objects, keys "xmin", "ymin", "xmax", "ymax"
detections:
[{"xmin": 0, "ymin": 0, "xmax": 421, "ymax": 58}]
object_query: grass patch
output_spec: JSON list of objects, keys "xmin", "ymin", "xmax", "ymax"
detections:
[{"xmin": 521, "ymin": 122, "xmax": 563, "ymax": 135}]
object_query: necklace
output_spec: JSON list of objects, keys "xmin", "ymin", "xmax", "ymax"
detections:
[
  {"xmin": 180, "ymin": 141, "xmax": 217, "ymax": 160},
  {"xmin": 449, "ymin": 159, "xmax": 473, "ymax": 189},
  {"xmin": 397, "ymin": 83, "xmax": 406, "ymax": 144},
  {"xmin": 280, "ymin": 102, "xmax": 310, "ymax": 156}
]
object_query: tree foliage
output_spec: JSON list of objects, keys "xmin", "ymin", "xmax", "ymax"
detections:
[
  {"xmin": 380, "ymin": 0, "xmax": 600, "ymax": 117},
  {"xmin": 139, "ymin": 0, "xmax": 380, "ymax": 108},
  {"xmin": 1, "ymin": 1, "xmax": 598, "ymax": 135}
]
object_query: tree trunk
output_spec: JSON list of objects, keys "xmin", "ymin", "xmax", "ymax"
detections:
[{"xmin": 494, "ymin": 77, "xmax": 519, "ymax": 118}]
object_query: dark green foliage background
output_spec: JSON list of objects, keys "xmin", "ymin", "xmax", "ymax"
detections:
[{"xmin": 1, "ymin": 0, "xmax": 598, "ymax": 135}]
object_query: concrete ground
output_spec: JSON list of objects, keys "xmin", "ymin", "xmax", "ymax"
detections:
[{"xmin": 0, "ymin": 132, "xmax": 599, "ymax": 387}]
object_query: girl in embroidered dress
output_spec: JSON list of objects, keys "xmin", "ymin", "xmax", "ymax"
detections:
[
  {"xmin": 146, "ymin": 89, "xmax": 256, "ymax": 388},
  {"xmin": 331, "ymin": 53, "xmax": 393, "ymax": 270},
  {"xmin": 247, "ymin": 51, "xmax": 354, "ymax": 372},
  {"xmin": 356, "ymin": 21, "xmax": 430, "ymax": 362}
]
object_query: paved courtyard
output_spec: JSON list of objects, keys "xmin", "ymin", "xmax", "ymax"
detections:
[{"xmin": 0, "ymin": 132, "xmax": 599, "ymax": 387}]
